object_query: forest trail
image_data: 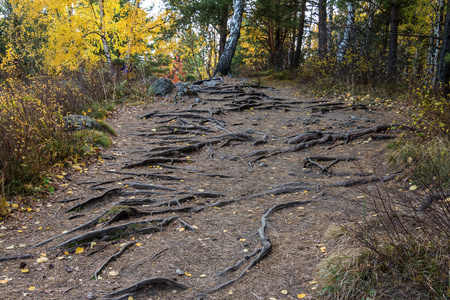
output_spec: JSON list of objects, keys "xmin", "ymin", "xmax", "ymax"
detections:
[{"xmin": 1, "ymin": 78, "xmax": 404, "ymax": 300}]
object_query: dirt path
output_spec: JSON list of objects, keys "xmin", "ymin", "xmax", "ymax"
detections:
[{"xmin": 0, "ymin": 78, "xmax": 403, "ymax": 299}]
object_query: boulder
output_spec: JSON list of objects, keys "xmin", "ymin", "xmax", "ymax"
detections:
[
  {"xmin": 174, "ymin": 82, "xmax": 198, "ymax": 97},
  {"xmin": 148, "ymin": 78, "xmax": 175, "ymax": 97},
  {"xmin": 63, "ymin": 115, "xmax": 104, "ymax": 132}
]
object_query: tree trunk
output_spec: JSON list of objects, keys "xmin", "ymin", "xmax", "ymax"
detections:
[
  {"xmin": 327, "ymin": 1, "xmax": 333, "ymax": 54},
  {"xmin": 427, "ymin": 0, "xmax": 444, "ymax": 83},
  {"xmin": 292, "ymin": 0, "xmax": 307, "ymax": 68},
  {"xmin": 214, "ymin": 0, "xmax": 244, "ymax": 76},
  {"xmin": 218, "ymin": 6, "xmax": 229, "ymax": 58},
  {"xmin": 437, "ymin": 0, "xmax": 450, "ymax": 90},
  {"xmin": 337, "ymin": 2, "xmax": 355, "ymax": 62},
  {"xmin": 388, "ymin": 1, "xmax": 399, "ymax": 82},
  {"xmin": 99, "ymin": 0, "xmax": 114, "ymax": 74},
  {"xmin": 318, "ymin": 0, "xmax": 327, "ymax": 58}
]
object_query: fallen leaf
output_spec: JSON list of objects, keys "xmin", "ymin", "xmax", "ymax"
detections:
[
  {"xmin": 184, "ymin": 272, "xmax": 192, "ymax": 276},
  {"xmin": 64, "ymin": 251, "xmax": 69, "ymax": 255},
  {"xmin": 135, "ymin": 243, "xmax": 142, "ymax": 246},
  {"xmin": 200, "ymin": 274, "xmax": 206, "ymax": 278},
  {"xmin": 297, "ymin": 294, "xmax": 307, "ymax": 299},
  {"xmin": 109, "ymin": 270, "xmax": 119, "ymax": 276},
  {"xmin": 20, "ymin": 269, "xmax": 29, "ymax": 273},
  {"xmin": 128, "ymin": 297, "xmax": 133, "ymax": 300},
  {"xmin": 6, "ymin": 245, "xmax": 14, "ymax": 250},
  {"xmin": 179, "ymin": 227, "xmax": 185, "ymax": 232},
  {"xmin": 239, "ymin": 238, "xmax": 246, "ymax": 242},
  {"xmin": 28, "ymin": 286, "xmax": 35, "ymax": 291},
  {"xmin": 37, "ymin": 257, "xmax": 48, "ymax": 263},
  {"xmin": 90, "ymin": 242, "xmax": 96, "ymax": 249},
  {"xmin": 192, "ymin": 225, "xmax": 199, "ymax": 229},
  {"xmin": 0, "ymin": 279, "xmax": 9, "ymax": 284},
  {"xmin": 281, "ymin": 290, "xmax": 288, "ymax": 294},
  {"xmin": 409, "ymin": 185, "xmax": 417, "ymax": 191},
  {"xmin": 309, "ymin": 280, "xmax": 317, "ymax": 284},
  {"xmin": 75, "ymin": 247, "xmax": 84, "ymax": 254},
  {"xmin": 320, "ymin": 247, "xmax": 327, "ymax": 253},
  {"xmin": 56, "ymin": 175, "xmax": 64, "ymax": 179}
]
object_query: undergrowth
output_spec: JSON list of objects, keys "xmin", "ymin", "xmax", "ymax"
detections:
[
  {"xmin": 292, "ymin": 54, "xmax": 450, "ymax": 299},
  {"xmin": 0, "ymin": 64, "xmax": 149, "ymax": 209}
]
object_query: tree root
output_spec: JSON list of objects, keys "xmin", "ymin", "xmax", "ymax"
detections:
[
  {"xmin": 102, "ymin": 277, "xmax": 189, "ymax": 299},
  {"xmin": 65, "ymin": 188, "xmax": 122, "ymax": 213},
  {"xmin": 194, "ymin": 201, "xmax": 311, "ymax": 299},
  {"xmin": 417, "ymin": 190, "xmax": 450, "ymax": 210},
  {"xmin": 94, "ymin": 241, "xmax": 137, "ymax": 280},
  {"xmin": 0, "ymin": 254, "xmax": 33, "ymax": 262}
]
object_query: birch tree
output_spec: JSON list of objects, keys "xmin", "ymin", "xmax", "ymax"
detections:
[
  {"xmin": 336, "ymin": 1, "xmax": 355, "ymax": 62},
  {"xmin": 214, "ymin": 0, "xmax": 244, "ymax": 75}
]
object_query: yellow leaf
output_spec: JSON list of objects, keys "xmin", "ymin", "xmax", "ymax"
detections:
[
  {"xmin": 90, "ymin": 242, "xmax": 96, "ymax": 249},
  {"xmin": 28, "ymin": 286, "xmax": 36, "ymax": 291},
  {"xmin": 135, "ymin": 243, "xmax": 142, "ymax": 246},
  {"xmin": 281, "ymin": 290, "xmax": 288, "ymax": 294},
  {"xmin": 26, "ymin": 207, "xmax": 33, "ymax": 212},
  {"xmin": 12, "ymin": 204, "xmax": 18, "ymax": 208},
  {"xmin": 56, "ymin": 175, "xmax": 64, "ymax": 179},
  {"xmin": 109, "ymin": 270, "xmax": 119, "ymax": 276},
  {"xmin": 64, "ymin": 251, "xmax": 69, "ymax": 255},
  {"xmin": 21, "ymin": 269, "xmax": 29, "ymax": 273},
  {"xmin": 309, "ymin": 280, "xmax": 317, "ymax": 284},
  {"xmin": 200, "ymin": 274, "xmax": 206, "ymax": 278},
  {"xmin": 320, "ymin": 247, "xmax": 327, "ymax": 253},
  {"xmin": 0, "ymin": 279, "xmax": 8, "ymax": 284},
  {"xmin": 239, "ymin": 238, "xmax": 246, "ymax": 242},
  {"xmin": 75, "ymin": 247, "xmax": 84, "ymax": 254},
  {"xmin": 128, "ymin": 297, "xmax": 134, "ymax": 300},
  {"xmin": 409, "ymin": 185, "xmax": 417, "ymax": 191},
  {"xmin": 297, "ymin": 294, "xmax": 307, "ymax": 299},
  {"xmin": 37, "ymin": 257, "xmax": 48, "ymax": 263},
  {"xmin": 179, "ymin": 227, "xmax": 185, "ymax": 232},
  {"xmin": 184, "ymin": 272, "xmax": 192, "ymax": 276}
]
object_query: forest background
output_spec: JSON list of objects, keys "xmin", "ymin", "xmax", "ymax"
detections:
[{"xmin": 1, "ymin": 0, "xmax": 450, "ymax": 298}]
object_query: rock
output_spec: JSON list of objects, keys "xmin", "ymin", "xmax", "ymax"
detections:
[
  {"xmin": 258, "ymin": 162, "xmax": 268, "ymax": 168},
  {"xmin": 87, "ymin": 292, "xmax": 96, "ymax": 299},
  {"xmin": 148, "ymin": 78, "xmax": 175, "ymax": 97},
  {"xmin": 174, "ymin": 82, "xmax": 198, "ymax": 97},
  {"xmin": 63, "ymin": 115, "xmax": 103, "ymax": 132},
  {"xmin": 175, "ymin": 268, "xmax": 184, "ymax": 275}
]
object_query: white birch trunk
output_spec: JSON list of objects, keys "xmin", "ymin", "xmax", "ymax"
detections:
[
  {"xmin": 99, "ymin": 0, "xmax": 114, "ymax": 74},
  {"xmin": 214, "ymin": 0, "xmax": 244, "ymax": 76},
  {"xmin": 337, "ymin": 2, "xmax": 355, "ymax": 62}
]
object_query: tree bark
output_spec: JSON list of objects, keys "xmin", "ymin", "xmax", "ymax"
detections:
[
  {"xmin": 98, "ymin": 0, "xmax": 114, "ymax": 74},
  {"xmin": 218, "ymin": 6, "xmax": 229, "ymax": 58},
  {"xmin": 427, "ymin": 0, "xmax": 444, "ymax": 83},
  {"xmin": 214, "ymin": 0, "xmax": 244, "ymax": 76},
  {"xmin": 292, "ymin": 0, "xmax": 307, "ymax": 68},
  {"xmin": 318, "ymin": 0, "xmax": 328, "ymax": 58},
  {"xmin": 337, "ymin": 2, "xmax": 355, "ymax": 62},
  {"xmin": 388, "ymin": 0, "xmax": 399, "ymax": 82},
  {"xmin": 437, "ymin": 0, "xmax": 450, "ymax": 90}
]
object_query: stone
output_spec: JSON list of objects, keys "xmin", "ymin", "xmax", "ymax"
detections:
[
  {"xmin": 63, "ymin": 115, "xmax": 103, "ymax": 132},
  {"xmin": 148, "ymin": 78, "xmax": 175, "ymax": 97},
  {"xmin": 174, "ymin": 82, "xmax": 198, "ymax": 97}
]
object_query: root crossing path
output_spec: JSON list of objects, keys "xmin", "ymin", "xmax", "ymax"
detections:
[{"xmin": 1, "ymin": 78, "xmax": 403, "ymax": 300}]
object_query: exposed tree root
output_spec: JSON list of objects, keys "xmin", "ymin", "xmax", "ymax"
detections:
[
  {"xmin": 94, "ymin": 241, "xmax": 137, "ymax": 280},
  {"xmin": 123, "ymin": 157, "xmax": 190, "ymax": 169},
  {"xmin": 65, "ymin": 188, "xmax": 123, "ymax": 213},
  {"xmin": 194, "ymin": 201, "xmax": 311, "ymax": 299},
  {"xmin": 102, "ymin": 277, "xmax": 189, "ymax": 299},
  {"xmin": 303, "ymin": 156, "xmax": 357, "ymax": 173},
  {"xmin": 417, "ymin": 190, "xmax": 450, "ymax": 210},
  {"xmin": 0, "ymin": 254, "xmax": 33, "ymax": 262}
]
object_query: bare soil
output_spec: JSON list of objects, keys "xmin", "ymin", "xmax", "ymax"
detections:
[{"xmin": 0, "ymin": 78, "xmax": 406, "ymax": 300}]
